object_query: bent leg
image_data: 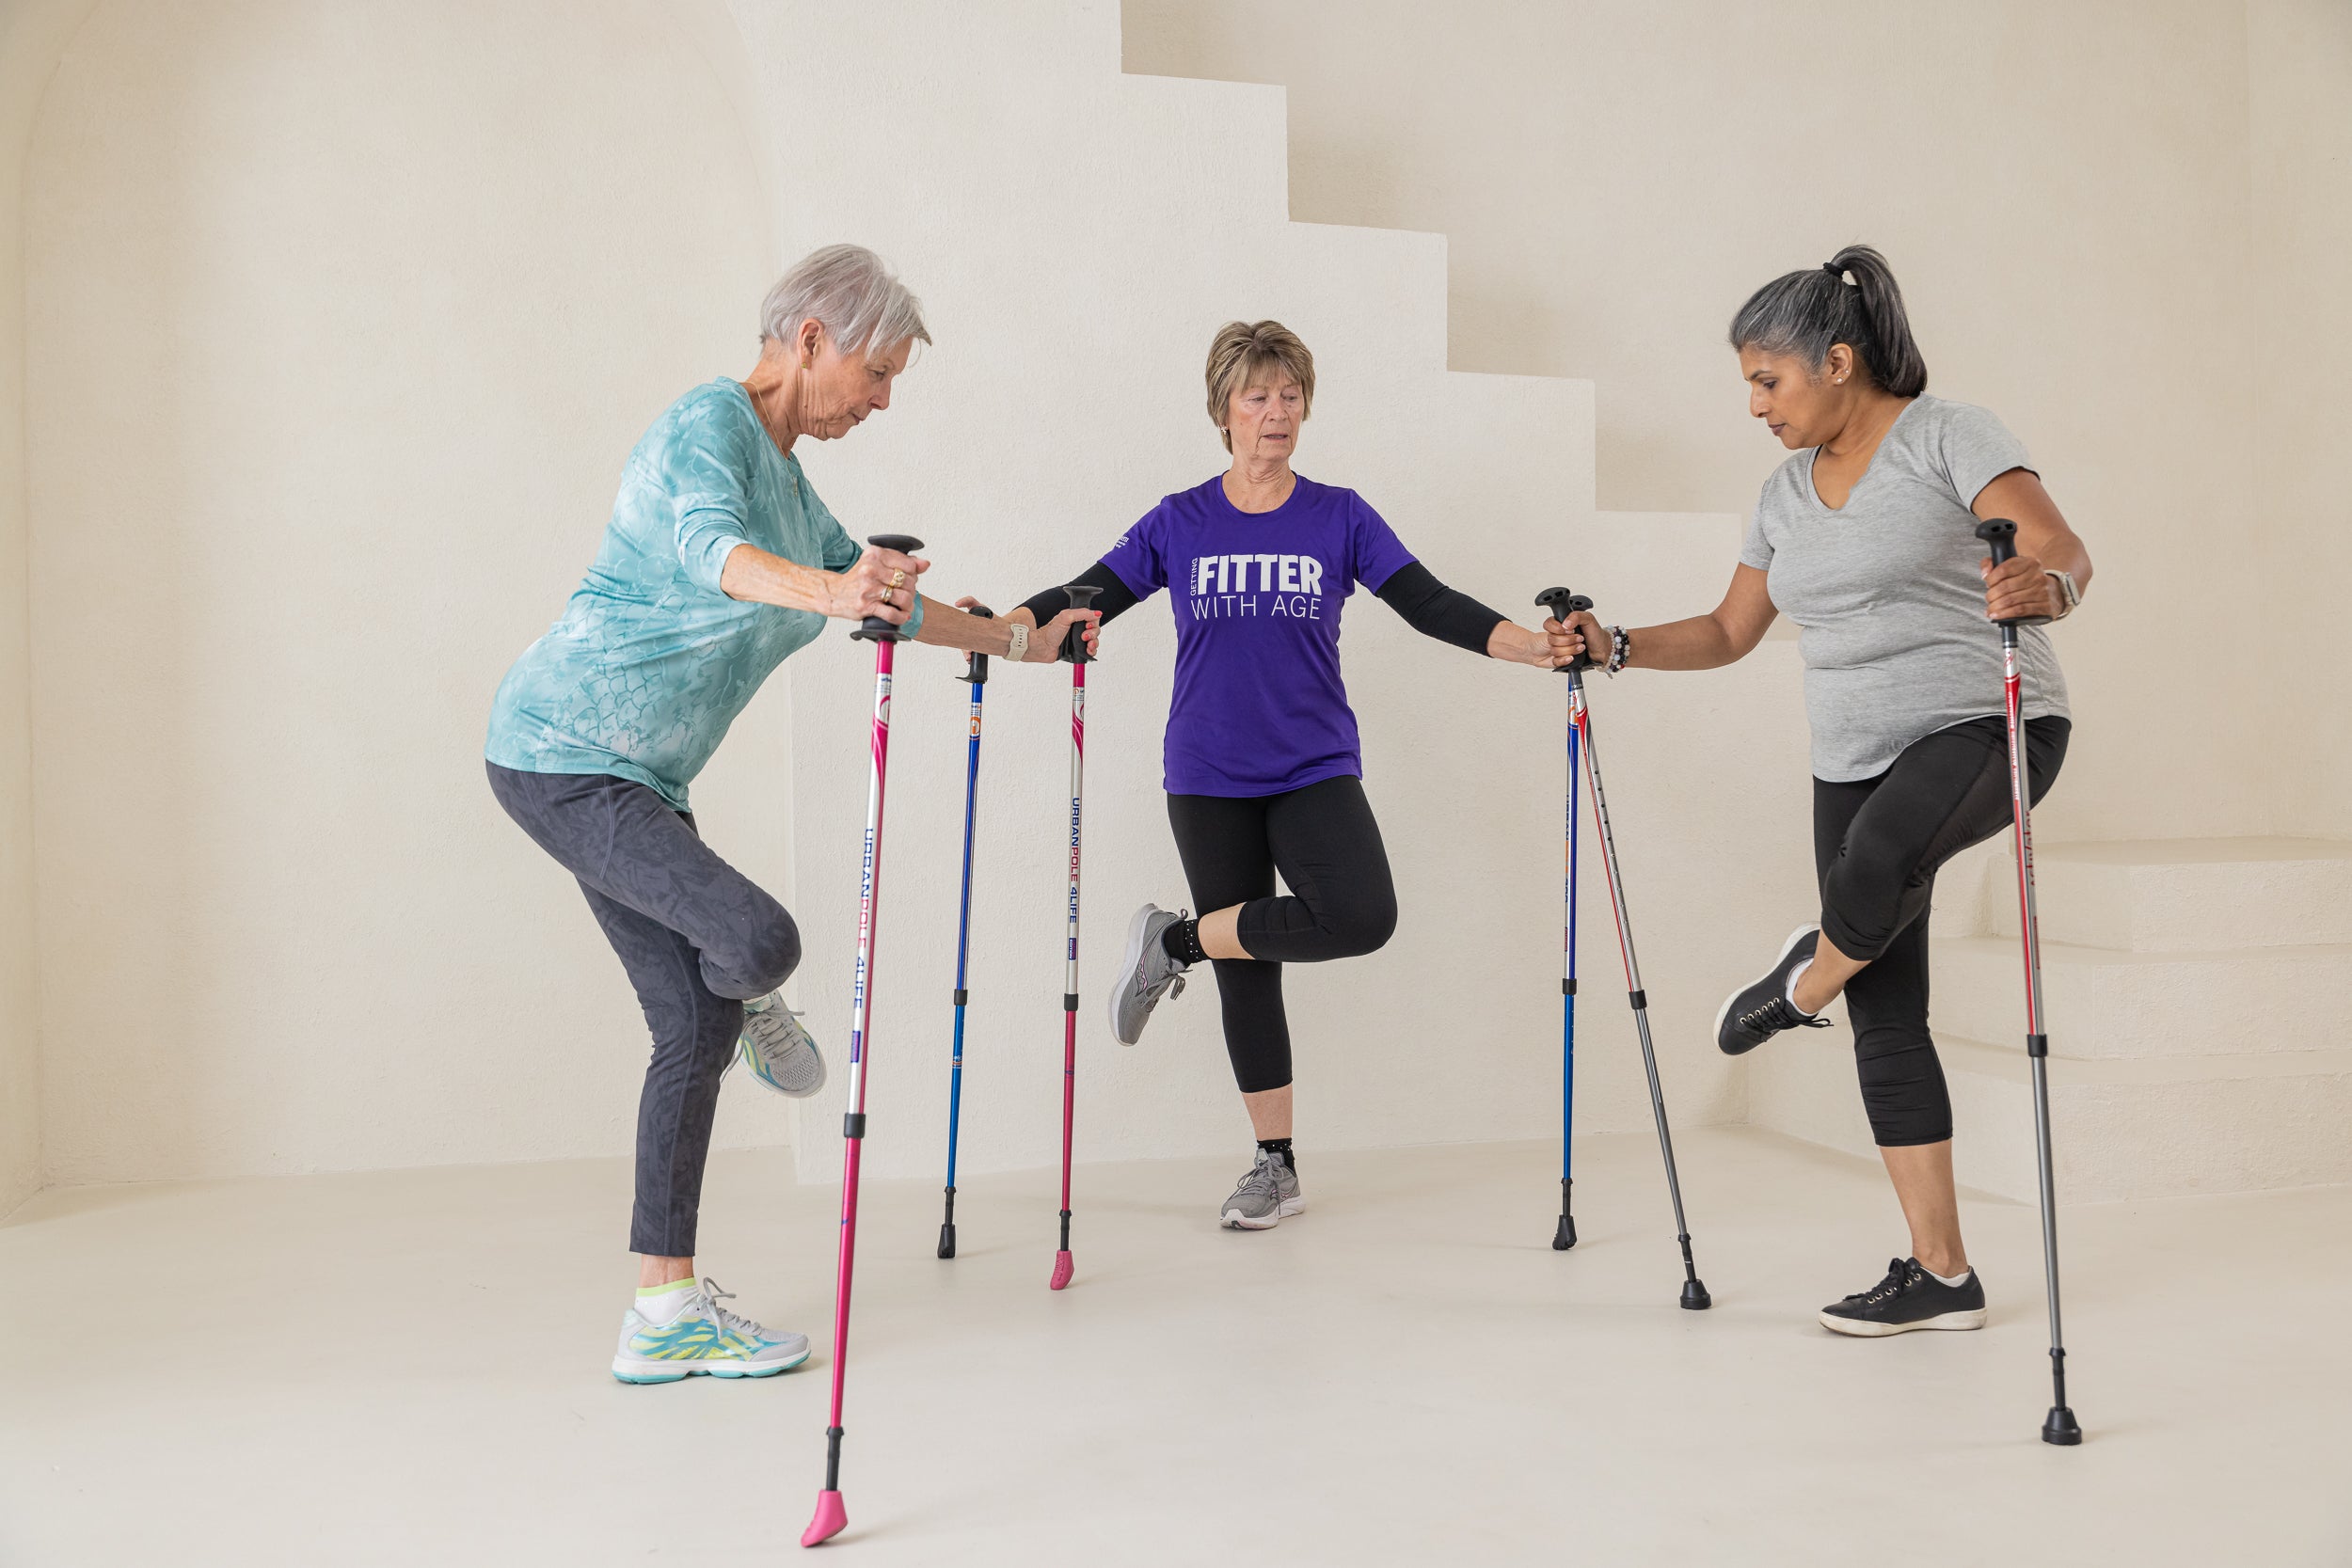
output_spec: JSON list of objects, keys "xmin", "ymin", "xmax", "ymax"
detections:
[
  {"xmin": 489, "ymin": 763, "xmax": 800, "ymax": 1000},
  {"xmin": 1242, "ymin": 776, "xmax": 1399, "ymax": 964}
]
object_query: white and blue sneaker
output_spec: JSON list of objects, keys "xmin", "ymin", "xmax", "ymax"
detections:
[
  {"xmin": 739, "ymin": 994, "xmax": 825, "ymax": 1098},
  {"xmin": 611, "ymin": 1277, "xmax": 811, "ymax": 1384}
]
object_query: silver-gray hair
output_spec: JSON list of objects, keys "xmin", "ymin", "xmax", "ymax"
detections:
[{"xmin": 759, "ymin": 244, "xmax": 931, "ymax": 358}]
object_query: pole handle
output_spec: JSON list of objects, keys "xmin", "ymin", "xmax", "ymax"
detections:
[
  {"xmin": 852, "ymin": 532, "xmax": 927, "ymax": 642},
  {"xmin": 1974, "ymin": 518, "xmax": 2028, "ymax": 636},
  {"xmin": 1535, "ymin": 586, "xmax": 1597, "ymax": 673},
  {"xmin": 1060, "ymin": 582, "xmax": 1103, "ymax": 665},
  {"xmin": 959, "ymin": 603, "xmax": 994, "ymax": 684}
]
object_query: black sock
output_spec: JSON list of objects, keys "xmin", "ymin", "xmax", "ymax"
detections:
[
  {"xmin": 1161, "ymin": 915, "xmax": 1208, "ymax": 966},
  {"xmin": 1257, "ymin": 1137, "xmax": 1295, "ymax": 1178}
]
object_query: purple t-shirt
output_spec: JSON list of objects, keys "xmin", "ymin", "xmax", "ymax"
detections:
[{"xmin": 1101, "ymin": 474, "xmax": 1417, "ymax": 797}]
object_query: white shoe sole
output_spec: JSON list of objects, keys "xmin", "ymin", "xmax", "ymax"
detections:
[
  {"xmin": 1712, "ymin": 924, "xmax": 1823, "ymax": 1041},
  {"xmin": 1817, "ymin": 1307, "xmax": 1987, "ymax": 1338},
  {"xmin": 611, "ymin": 1344, "xmax": 812, "ymax": 1383},
  {"xmin": 1220, "ymin": 1196, "xmax": 1307, "ymax": 1231},
  {"xmin": 1108, "ymin": 903, "xmax": 1164, "ymax": 1047}
]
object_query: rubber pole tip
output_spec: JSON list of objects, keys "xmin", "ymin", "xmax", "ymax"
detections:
[
  {"xmin": 1552, "ymin": 1215, "xmax": 1578, "ymax": 1251},
  {"xmin": 2042, "ymin": 1406, "xmax": 2083, "ymax": 1446},
  {"xmin": 937, "ymin": 1223, "xmax": 957, "ymax": 1260},
  {"xmin": 1679, "ymin": 1278, "xmax": 1712, "ymax": 1311},
  {"xmin": 1049, "ymin": 1250, "xmax": 1074, "ymax": 1291},
  {"xmin": 802, "ymin": 1490, "xmax": 849, "ymax": 1547}
]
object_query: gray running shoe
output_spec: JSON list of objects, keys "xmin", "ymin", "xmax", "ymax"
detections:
[
  {"xmin": 1219, "ymin": 1148, "xmax": 1304, "ymax": 1230},
  {"xmin": 1107, "ymin": 903, "xmax": 1189, "ymax": 1046},
  {"xmin": 738, "ymin": 994, "xmax": 826, "ymax": 1098}
]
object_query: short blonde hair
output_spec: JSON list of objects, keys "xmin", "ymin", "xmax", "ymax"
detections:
[{"xmin": 1205, "ymin": 320, "xmax": 1314, "ymax": 452}]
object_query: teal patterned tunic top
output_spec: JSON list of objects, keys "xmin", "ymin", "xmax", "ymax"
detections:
[{"xmin": 485, "ymin": 379, "xmax": 917, "ymax": 809}]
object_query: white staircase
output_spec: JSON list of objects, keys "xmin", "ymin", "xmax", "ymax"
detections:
[{"xmin": 1751, "ymin": 839, "xmax": 2352, "ymax": 1202}]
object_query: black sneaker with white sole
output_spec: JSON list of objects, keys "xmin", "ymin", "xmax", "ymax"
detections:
[
  {"xmin": 1714, "ymin": 924, "xmax": 1833, "ymax": 1055},
  {"xmin": 1819, "ymin": 1257, "xmax": 1987, "ymax": 1337}
]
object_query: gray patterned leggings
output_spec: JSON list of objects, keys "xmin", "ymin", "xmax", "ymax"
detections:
[{"xmin": 487, "ymin": 762, "xmax": 801, "ymax": 1257}]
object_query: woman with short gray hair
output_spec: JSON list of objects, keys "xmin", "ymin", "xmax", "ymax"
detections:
[
  {"xmin": 485, "ymin": 244, "xmax": 1097, "ymax": 1384},
  {"xmin": 1554, "ymin": 245, "xmax": 2092, "ymax": 1338}
]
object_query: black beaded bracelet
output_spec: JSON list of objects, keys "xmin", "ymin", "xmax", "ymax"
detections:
[{"xmin": 1605, "ymin": 625, "xmax": 1632, "ymax": 676}]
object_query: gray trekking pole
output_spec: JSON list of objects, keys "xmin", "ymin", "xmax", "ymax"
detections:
[
  {"xmin": 1536, "ymin": 588, "xmax": 1709, "ymax": 1310},
  {"xmin": 1973, "ymin": 519, "xmax": 2082, "ymax": 1447}
]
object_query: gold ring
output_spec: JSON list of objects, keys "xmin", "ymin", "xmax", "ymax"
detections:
[
  {"xmin": 880, "ymin": 586, "xmax": 894, "ymax": 606},
  {"xmin": 889, "ymin": 569, "xmax": 906, "ymax": 589}
]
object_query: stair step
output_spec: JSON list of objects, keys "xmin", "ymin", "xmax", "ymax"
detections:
[
  {"xmin": 1930, "ymin": 933, "xmax": 2352, "ymax": 1060},
  {"xmin": 1748, "ymin": 1031, "xmax": 2352, "ymax": 1204},
  {"xmin": 1984, "ymin": 837, "xmax": 2352, "ymax": 952}
]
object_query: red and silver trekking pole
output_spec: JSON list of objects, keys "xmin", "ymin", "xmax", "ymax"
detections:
[
  {"xmin": 1049, "ymin": 583, "xmax": 1102, "ymax": 1292},
  {"xmin": 1974, "ymin": 518, "xmax": 2082, "ymax": 1448},
  {"xmin": 1537, "ymin": 587, "xmax": 1709, "ymax": 1310},
  {"xmin": 803, "ymin": 532, "xmax": 924, "ymax": 1550}
]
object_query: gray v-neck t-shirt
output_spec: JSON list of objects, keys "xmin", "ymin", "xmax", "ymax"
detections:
[{"xmin": 1740, "ymin": 394, "xmax": 2069, "ymax": 783}]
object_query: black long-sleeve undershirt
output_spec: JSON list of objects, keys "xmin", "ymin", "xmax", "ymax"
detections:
[{"xmin": 1016, "ymin": 559, "xmax": 1504, "ymax": 657}]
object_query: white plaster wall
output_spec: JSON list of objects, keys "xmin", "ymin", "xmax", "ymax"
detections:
[
  {"xmin": 1125, "ymin": 0, "xmax": 2340, "ymax": 850},
  {"xmin": 24, "ymin": 0, "xmax": 781, "ymax": 1181}
]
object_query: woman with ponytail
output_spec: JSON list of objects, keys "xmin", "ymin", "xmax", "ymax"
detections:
[{"xmin": 1552, "ymin": 245, "xmax": 2092, "ymax": 1338}]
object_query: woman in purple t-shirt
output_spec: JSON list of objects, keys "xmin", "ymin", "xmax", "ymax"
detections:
[{"xmin": 1009, "ymin": 320, "xmax": 1572, "ymax": 1230}]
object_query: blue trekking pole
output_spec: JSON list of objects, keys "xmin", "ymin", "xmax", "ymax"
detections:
[
  {"xmin": 1538, "ymin": 589, "xmax": 1589, "ymax": 1251},
  {"xmin": 937, "ymin": 604, "xmax": 994, "ymax": 1260}
]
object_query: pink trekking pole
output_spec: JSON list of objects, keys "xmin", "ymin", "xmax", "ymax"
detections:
[
  {"xmin": 1049, "ymin": 583, "xmax": 1103, "ymax": 1291},
  {"xmin": 803, "ymin": 532, "xmax": 924, "ymax": 1550}
]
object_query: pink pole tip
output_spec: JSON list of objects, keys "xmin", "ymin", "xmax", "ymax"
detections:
[
  {"xmin": 1049, "ymin": 1250, "xmax": 1074, "ymax": 1291},
  {"xmin": 802, "ymin": 1490, "xmax": 849, "ymax": 1547}
]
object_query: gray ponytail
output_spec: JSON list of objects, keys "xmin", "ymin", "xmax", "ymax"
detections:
[{"xmin": 1727, "ymin": 245, "xmax": 1928, "ymax": 397}]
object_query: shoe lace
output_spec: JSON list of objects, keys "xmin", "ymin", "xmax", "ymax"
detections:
[
  {"xmin": 1230, "ymin": 1153, "xmax": 1282, "ymax": 1205},
  {"xmin": 1844, "ymin": 1259, "xmax": 1915, "ymax": 1307},
  {"xmin": 687, "ymin": 1277, "xmax": 764, "ymax": 1347},
  {"xmin": 1738, "ymin": 995, "xmax": 1832, "ymax": 1035}
]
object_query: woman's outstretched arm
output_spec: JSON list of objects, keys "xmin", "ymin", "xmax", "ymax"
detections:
[{"xmin": 1553, "ymin": 563, "xmax": 1778, "ymax": 672}]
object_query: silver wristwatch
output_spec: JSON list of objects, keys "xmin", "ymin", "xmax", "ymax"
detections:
[{"xmin": 2043, "ymin": 569, "xmax": 2080, "ymax": 619}]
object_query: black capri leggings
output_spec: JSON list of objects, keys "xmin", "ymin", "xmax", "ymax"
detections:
[
  {"xmin": 1816, "ymin": 714, "xmax": 2070, "ymax": 1147},
  {"xmin": 1166, "ymin": 775, "xmax": 1399, "ymax": 1094}
]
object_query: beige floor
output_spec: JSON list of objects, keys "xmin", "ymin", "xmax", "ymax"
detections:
[{"xmin": 2, "ymin": 1128, "xmax": 2345, "ymax": 1566}]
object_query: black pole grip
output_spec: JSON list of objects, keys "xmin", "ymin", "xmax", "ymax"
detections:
[
  {"xmin": 960, "ymin": 603, "xmax": 994, "ymax": 685},
  {"xmin": 1974, "ymin": 518, "xmax": 2024, "ymax": 630},
  {"xmin": 851, "ymin": 532, "xmax": 926, "ymax": 642},
  {"xmin": 1061, "ymin": 583, "xmax": 1103, "ymax": 665},
  {"xmin": 1535, "ymin": 586, "xmax": 1597, "ymax": 673}
]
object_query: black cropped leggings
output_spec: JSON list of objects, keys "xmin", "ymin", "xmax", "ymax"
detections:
[
  {"xmin": 1815, "ymin": 715, "xmax": 2069, "ymax": 1147},
  {"xmin": 1167, "ymin": 775, "xmax": 1399, "ymax": 1094}
]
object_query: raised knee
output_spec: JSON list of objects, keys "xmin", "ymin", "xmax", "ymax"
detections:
[
  {"xmin": 1323, "ymin": 895, "xmax": 1397, "ymax": 958},
  {"xmin": 743, "ymin": 916, "xmax": 802, "ymax": 994}
]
